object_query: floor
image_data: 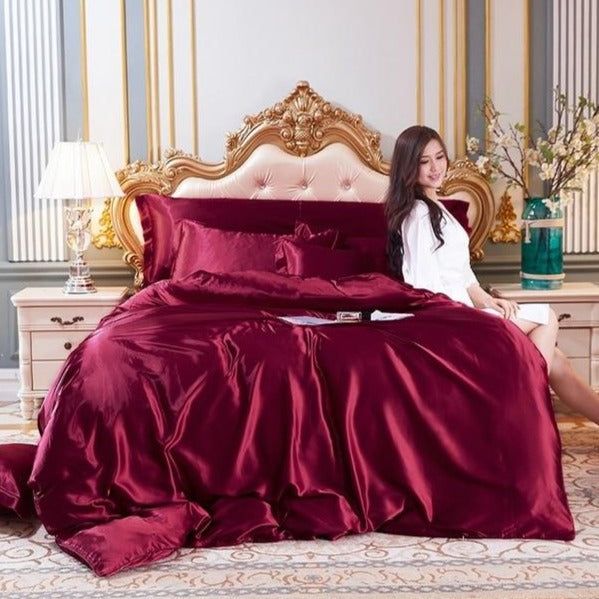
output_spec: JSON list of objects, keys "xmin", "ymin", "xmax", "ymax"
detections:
[{"xmin": 0, "ymin": 380, "xmax": 598, "ymax": 598}]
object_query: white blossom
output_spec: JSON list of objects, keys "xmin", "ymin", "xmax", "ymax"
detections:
[
  {"xmin": 466, "ymin": 136, "xmax": 479, "ymax": 154},
  {"xmin": 467, "ymin": 92, "xmax": 599, "ymax": 199},
  {"xmin": 475, "ymin": 155, "xmax": 491, "ymax": 173}
]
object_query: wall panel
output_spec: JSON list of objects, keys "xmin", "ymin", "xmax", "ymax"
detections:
[
  {"xmin": 554, "ymin": 0, "xmax": 599, "ymax": 254},
  {"xmin": 2, "ymin": 0, "xmax": 64, "ymax": 262}
]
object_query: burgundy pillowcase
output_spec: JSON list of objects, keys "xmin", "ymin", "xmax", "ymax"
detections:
[
  {"xmin": 294, "ymin": 221, "xmax": 339, "ymax": 247},
  {"xmin": 135, "ymin": 195, "xmax": 389, "ymax": 285},
  {"xmin": 136, "ymin": 195, "xmax": 302, "ymax": 285},
  {"xmin": 439, "ymin": 198, "xmax": 471, "ymax": 234},
  {"xmin": 171, "ymin": 221, "xmax": 282, "ymax": 280},
  {"xmin": 171, "ymin": 220, "xmax": 341, "ymax": 280},
  {"xmin": 0, "ymin": 443, "xmax": 36, "ymax": 518},
  {"xmin": 294, "ymin": 223, "xmax": 387, "ymax": 274},
  {"xmin": 278, "ymin": 239, "xmax": 369, "ymax": 278},
  {"xmin": 342, "ymin": 236, "xmax": 388, "ymax": 272}
]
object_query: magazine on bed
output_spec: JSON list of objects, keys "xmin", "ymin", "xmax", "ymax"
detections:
[{"xmin": 278, "ymin": 311, "xmax": 415, "ymax": 326}]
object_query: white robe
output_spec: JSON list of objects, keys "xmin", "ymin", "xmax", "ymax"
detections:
[
  {"xmin": 400, "ymin": 199, "xmax": 550, "ymax": 325},
  {"xmin": 401, "ymin": 199, "xmax": 477, "ymax": 306}
]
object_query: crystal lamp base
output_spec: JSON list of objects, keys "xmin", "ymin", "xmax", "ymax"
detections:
[
  {"xmin": 64, "ymin": 254, "xmax": 96, "ymax": 294},
  {"xmin": 63, "ymin": 203, "xmax": 97, "ymax": 294}
]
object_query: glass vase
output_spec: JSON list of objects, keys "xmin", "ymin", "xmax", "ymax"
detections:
[{"xmin": 520, "ymin": 197, "xmax": 564, "ymax": 290}]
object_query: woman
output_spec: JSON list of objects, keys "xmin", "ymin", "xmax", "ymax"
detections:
[{"xmin": 386, "ymin": 125, "xmax": 599, "ymax": 424}]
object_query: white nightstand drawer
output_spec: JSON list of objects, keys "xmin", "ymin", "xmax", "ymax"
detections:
[
  {"xmin": 32, "ymin": 360, "xmax": 63, "ymax": 390},
  {"xmin": 548, "ymin": 302, "xmax": 596, "ymax": 324},
  {"xmin": 19, "ymin": 306, "xmax": 114, "ymax": 330},
  {"xmin": 32, "ymin": 331, "xmax": 90, "ymax": 360},
  {"xmin": 557, "ymin": 328, "xmax": 591, "ymax": 358}
]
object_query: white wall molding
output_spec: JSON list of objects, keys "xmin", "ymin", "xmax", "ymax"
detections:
[{"xmin": 3, "ymin": 0, "xmax": 64, "ymax": 262}]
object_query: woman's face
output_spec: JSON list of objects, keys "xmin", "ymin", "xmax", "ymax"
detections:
[{"xmin": 417, "ymin": 139, "xmax": 447, "ymax": 190}]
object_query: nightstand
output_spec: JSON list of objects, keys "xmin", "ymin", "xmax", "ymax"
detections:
[
  {"xmin": 11, "ymin": 287, "xmax": 129, "ymax": 420},
  {"xmin": 492, "ymin": 282, "xmax": 599, "ymax": 389}
]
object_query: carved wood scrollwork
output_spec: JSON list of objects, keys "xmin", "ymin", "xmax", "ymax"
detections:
[{"xmin": 489, "ymin": 190, "xmax": 521, "ymax": 243}]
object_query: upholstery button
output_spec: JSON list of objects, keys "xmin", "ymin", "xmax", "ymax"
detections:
[
  {"xmin": 259, "ymin": 183, "xmax": 266, "ymax": 189},
  {"xmin": 343, "ymin": 182, "xmax": 351, "ymax": 190},
  {"xmin": 301, "ymin": 181, "xmax": 308, "ymax": 189}
]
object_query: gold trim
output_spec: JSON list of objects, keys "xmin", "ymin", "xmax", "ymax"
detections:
[
  {"xmin": 93, "ymin": 199, "xmax": 122, "ymax": 249},
  {"xmin": 439, "ymin": 0, "xmax": 445, "ymax": 138},
  {"xmin": 489, "ymin": 190, "xmax": 521, "ymax": 243},
  {"xmin": 167, "ymin": 0, "xmax": 175, "ymax": 148},
  {"xmin": 453, "ymin": 0, "xmax": 457, "ymax": 153},
  {"xmin": 440, "ymin": 158, "xmax": 496, "ymax": 261},
  {"xmin": 151, "ymin": 0, "xmax": 161, "ymax": 161},
  {"xmin": 120, "ymin": 0, "xmax": 130, "ymax": 164},
  {"xmin": 453, "ymin": 0, "xmax": 467, "ymax": 157},
  {"xmin": 416, "ymin": 0, "xmax": 423, "ymax": 125},
  {"xmin": 523, "ymin": 0, "xmax": 530, "ymax": 190},
  {"xmin": 111, "ymin": 82, "xmax": 495, "ymax": 287},
  {"xmin": 484, "ymin": 0, "xmax": 491, "ymax": 149},
  {"xmin": 143, "ymin": 0, "xmax": 153, "ymax": 161},
  {"xmin": 79, "ymin": 0, "xmax": 89, "ymax": 141},
  {"xmin": 485, "ymin": 0, "xmax": 491, "ymax": 98},
  {"xmin": 190, "ymin": 0, "xmax": 198, "ymax": 156}
]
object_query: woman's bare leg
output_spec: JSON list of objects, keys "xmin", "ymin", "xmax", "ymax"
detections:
[
  {"xmin": 549, "ymin": 347, "xmax": 599, "ymax": 425},
  {"xmin": 510, "ymin": 309, "xmax": 599, "ymax": 424},
  {"xmin": 510, "ymin": 309, "xmax": 558, "ymax": 371}
]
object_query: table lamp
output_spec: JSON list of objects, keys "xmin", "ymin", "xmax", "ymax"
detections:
[{"xmin": 35, "ymin": 141, "xmax": 124, "ymax": 294}]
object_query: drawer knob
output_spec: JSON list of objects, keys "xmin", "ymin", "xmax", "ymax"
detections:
[
  {"xmin": 50, "ymin": 316, "xmax": 84, "ymax": 326},
  {"xmin": 64, "ymin": 342, "xmax": 72, "ymax": 350},
  {"xmin": 558, "ymin": 313, "xmax": 571, "ymax": 322}
]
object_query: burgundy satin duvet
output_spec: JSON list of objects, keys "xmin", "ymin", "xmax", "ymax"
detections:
[{"xmin": 25, "ymin": 271, "xmax": 574, "ymax": 575}]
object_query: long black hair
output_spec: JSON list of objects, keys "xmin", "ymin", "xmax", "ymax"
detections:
[{"xmin": 385, "ymin": 125, "xmax": 449, "ymax": 277}]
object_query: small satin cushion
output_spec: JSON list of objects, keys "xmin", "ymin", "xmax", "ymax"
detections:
[
  {"xmin": 294, "ymin": 221, "xmax": 339, "ymax": 248},
  {"xmin": 0, "ymin": 443, "xmax": 37, "ymax": 518},
  {"xmin": 172, "ymin": 221, "xmax": 282, "ymax": 279},
  {"xmin": 171, "ymin": 220, "xmax": 341, "ymax": 280},
  {"xmin": 293, "ymin": 223, "xmax": 387, "ymax": 274},
  {"xmin": 57, "ymin": 502, "xmax": 209, "ymax": 577},
  {"xmin": 278, "ymin": 239, "xmax": 369, "ymax": 278}
]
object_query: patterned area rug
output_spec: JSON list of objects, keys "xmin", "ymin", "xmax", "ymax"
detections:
[{"xmin": 0, "ymin": 399, "xmax": 598, "ymax": 599}]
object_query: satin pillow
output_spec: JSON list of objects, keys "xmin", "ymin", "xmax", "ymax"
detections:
[
  {"xmin": 293, "ymin": 223, "xmax": 387, "ymax": 274},
  {"xmin": 278, "ymin": 239, "xmax": 369, "ymax": 278},
  {"xmin": 171, "ymin": 220, "xmax": 341, "ymax": 280},
  {"xmin": 0, "ymin": 443, "xmax": 36, "ymax": 518},
  {"xmin": 294, "ymin": 221, "xmax": 339, "ymax": 247},
  {"xmin": 439, "ymin": 198, "xmax": 471, "ymax": 234},
  {"xmin": 171, "ymin": 221, "xmax": 282, "ymax": 280},
  {"xmin": 136, "ymin": 195, "xmax": 388, "ymax": 284}
]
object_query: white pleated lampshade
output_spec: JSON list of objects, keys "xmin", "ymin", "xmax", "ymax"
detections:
[{"xmin": 35, "ymin": 141, "xmax": 124, "ymax": 200}]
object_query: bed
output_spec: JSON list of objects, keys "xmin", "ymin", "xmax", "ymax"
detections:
[{"xmin": 0, "ymin": 82, "xmax": 574, "ymax": 576}]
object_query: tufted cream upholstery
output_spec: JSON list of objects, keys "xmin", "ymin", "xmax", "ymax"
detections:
[{"xmin": 174, "ymin": 143, "xmax": 388, "ymax": 202}]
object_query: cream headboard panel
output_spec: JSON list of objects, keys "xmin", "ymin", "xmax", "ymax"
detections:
[
  {"xmin": 113, "ymin": 81, "xmax": 494, "ymax": 288},
  {"xmin": 175, "ymin": 143, "xmax": 388, "ymax": 201}
]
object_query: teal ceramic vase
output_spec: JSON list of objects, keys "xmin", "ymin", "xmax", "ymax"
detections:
[{"xmin": 520, "ymin": 197, "xmax": 564, "ymax": 290}]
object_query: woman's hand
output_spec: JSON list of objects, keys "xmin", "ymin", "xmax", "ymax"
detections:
[
  {"xmin": 467, "ymin": 284, "xmax": 518, "ymax": 319},
  {"xmin": 486, "ymin": 297, "xmax": 519, "ymax": 320}
]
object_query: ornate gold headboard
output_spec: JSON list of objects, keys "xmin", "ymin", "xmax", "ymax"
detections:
[{"xmin": 110, "ymin": 81, "xmax": 495, "ymax": 288}]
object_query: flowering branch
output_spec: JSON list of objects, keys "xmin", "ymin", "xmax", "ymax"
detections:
[{"xmin": 466, "ymin": 89, "xmax": 599, "ymax": 209}]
